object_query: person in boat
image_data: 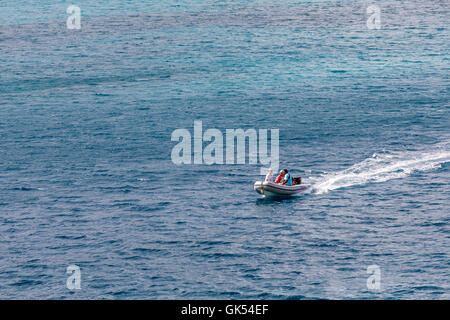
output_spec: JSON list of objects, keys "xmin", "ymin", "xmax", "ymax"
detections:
[
  {"xmin": 274, "ymin": 170, "xmax": 284, "ymax": 184},
  {"xmin": 281, "ymin": 169, "xmax": 293, "ymax": 186},
  {"xmin": 265, "ymin": 168, "xmax": 274, "ymax": 182}
]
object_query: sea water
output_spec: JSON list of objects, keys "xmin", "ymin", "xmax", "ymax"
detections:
[{"xmin": 0, "ymin": 0, "xmax": 449, "ymax": 299}]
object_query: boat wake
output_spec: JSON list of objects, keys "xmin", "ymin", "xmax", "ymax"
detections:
[{"xmin": 311, "ymin": 141, "xmax": 450, "ymax": 194}]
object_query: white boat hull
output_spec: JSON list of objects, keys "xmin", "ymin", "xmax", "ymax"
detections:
[{"xmin": 254, "ymin": 181, "xmax": 310, "ymax": 197}]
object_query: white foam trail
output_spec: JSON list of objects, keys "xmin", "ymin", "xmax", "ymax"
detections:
[{"xmin": 312, "ymin": 142, "xmax": 450, "ymax": 194}]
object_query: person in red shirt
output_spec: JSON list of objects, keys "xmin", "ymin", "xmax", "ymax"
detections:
[{"xmin": 275, "ymin": 170, "xmax": 285, "ymax": 184}]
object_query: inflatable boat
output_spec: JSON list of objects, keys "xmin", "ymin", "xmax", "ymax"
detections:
[{"xmin": 254, "ymin": 181, "xmax": 310, "ymax": 197}]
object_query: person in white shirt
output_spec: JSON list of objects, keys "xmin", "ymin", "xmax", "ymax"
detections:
[{"xmin": 265, "ymin": 169, "xmax": 274, "ymax": 182}]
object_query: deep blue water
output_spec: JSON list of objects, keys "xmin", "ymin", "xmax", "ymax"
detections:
[{"xmin": 0, "ymin": 1, "xmax": 449, "ymax": 299}]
